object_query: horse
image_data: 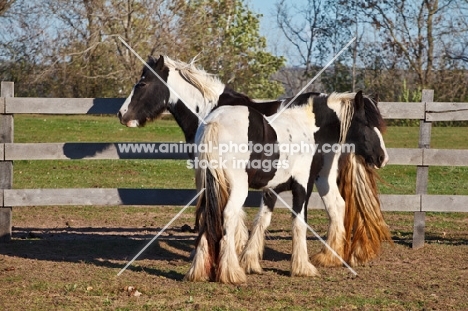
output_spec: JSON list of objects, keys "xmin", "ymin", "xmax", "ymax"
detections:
[
  {"xmin": 185, "ymin": 91, "xmax": 388, "ymax": 284},
  {"xmin": 117, "ymin": 55, "xmax": 392, "ymax": 271}
]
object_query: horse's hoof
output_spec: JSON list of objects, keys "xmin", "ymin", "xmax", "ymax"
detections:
[
  {"xmin": 184, "ymin": 270, "xmax": 210, "ymax": 282},
  {"xmin": 240, "ymin": 260, "xmax": 263, "ymax": 275},
  {"xmin": 239, "ymin": 252, "xmax": 263, "ymax": 274},
  {"xmin": 290, "ymin": 262, "xmax": 320, "ymax": 277},
  {"xmin": 217, "ymin": 267, "xmax": 247, "ymax": 285},
  {"xmin": 311, "ymin": 251, "xmax": 343, "ymax": 267}
]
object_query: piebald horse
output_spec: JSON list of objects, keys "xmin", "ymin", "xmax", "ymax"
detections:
[
  {"xmin": 186, "ymin": 91, "xmax": 388, "ymax": 284},
  {"xmin": 118, "ymin": 56, "xmax": 392, "ymax": 276}
]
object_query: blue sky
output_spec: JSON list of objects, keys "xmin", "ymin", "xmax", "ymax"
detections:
[
  {"xmin": 248, "ymin": 0, "xmax": 282, "ymax": 52},
  {"xmin": 246, "ymin": 0, "xmax": 311, "ymax": 64}
]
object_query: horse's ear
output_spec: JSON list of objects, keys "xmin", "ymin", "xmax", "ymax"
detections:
[
  {"xmin": 155, "ymin": 55, "xmax": 165, "ymax": 70},
  {"xmin": 374, "ymin": 93, "xmax": 380, "ymax": 106},
  {"xmin": 355, "ymin": 90, "xmax": 364, "ymax": 110}
]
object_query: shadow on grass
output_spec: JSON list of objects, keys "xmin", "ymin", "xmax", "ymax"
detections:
[
  {"xmin": 1, "ymin": 227, "xmax": 195, "ymax": 277},
  {"xmin": 1, "ymin": 226, "xmax": 297, "ymax": 281},
  {"xmin": 391, "ymin": 230, "xmax": 468, "ymax": 247},
  {"xmin": 262, "ymin": 268, "xmax": 290, "ymax": 277}
]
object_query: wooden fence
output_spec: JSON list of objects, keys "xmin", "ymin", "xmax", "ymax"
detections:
[{"xmin": 1, "ymin": 82, "xmax": 468, "ymax": 248}]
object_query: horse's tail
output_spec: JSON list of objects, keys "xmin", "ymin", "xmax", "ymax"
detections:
[
  {"xmin": 339, "ymin": 153, "xmax": 393, "ymax": 266},
  {"xmin": 194, "ymin": 122, "xmax": 230, "ymax": 280}
]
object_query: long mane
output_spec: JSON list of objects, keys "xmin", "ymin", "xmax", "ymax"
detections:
[
  {"xmin": 161, "ymin": 56, "xmax": 225, "ymax": 105},
  {"xmin": 327, "ymin": 92, "xmax": 356, "ymax": 144}
]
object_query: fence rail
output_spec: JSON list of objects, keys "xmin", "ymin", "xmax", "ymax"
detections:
[{"xmin": 1, "ymin": 82, "xmax": 468, "ymax": 247}]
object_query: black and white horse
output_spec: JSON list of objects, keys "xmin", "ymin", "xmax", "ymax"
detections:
[
  {"xmin": 118, "ymin": 56, "xmax": 391, "ymax": 276},
  {"xmin": 185, "ymin": 91, "xmax": 388, "ymax": 284}
]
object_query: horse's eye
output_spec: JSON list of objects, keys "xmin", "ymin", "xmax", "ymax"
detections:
[{"xmin": 137, "ymin": 82, "xmax": 146, "ymax": 87}]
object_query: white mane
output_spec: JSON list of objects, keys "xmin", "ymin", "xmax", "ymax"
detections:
[
  {"xmin": 163, "ymin": 56, "xmax": 225, "ymax": 106},
  {"xmin": 327, "ymin": 92, "xmax": 356, "ymax": 144}
]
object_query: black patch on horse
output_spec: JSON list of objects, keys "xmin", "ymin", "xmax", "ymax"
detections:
[
  {"xmin": 245, "ymin": 108, "xmax": 279, "ymax": 188},
  {"xmin": 311, "ymin": 95, "xmax": 341, "ymax": 145},
  {"xmin": 218, "ymin": 87, "xmax": 281, "ymax": 116},
  {"xmin": 167, "ymin": 100, "xmax": 200, "ymax": 157}
]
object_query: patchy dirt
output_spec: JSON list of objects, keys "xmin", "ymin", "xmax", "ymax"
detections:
[{"xmin": 0, "ymin": 206, "xmax": 467, "ymax": 310}]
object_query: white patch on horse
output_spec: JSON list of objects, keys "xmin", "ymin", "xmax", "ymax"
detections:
[
  {"xmin": 119, "ymin": 86, "xmax": 134, "ymax": 118},
  {"xmin": 126, "ymin": 120, "xmax": 139, "ymax": 127},
  {"xmin": 374, "ymin": 127, "xmax": 389, "ymax": 168},
  {"xmin": 264, "ymin": 104, "xmax": 318, "ymax": 188}
]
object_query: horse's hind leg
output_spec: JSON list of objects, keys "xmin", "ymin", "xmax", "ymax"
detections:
[
  {"xmin": 217, "ymin": 173, "xmax": 248, "ymax": 284},
  {"xmin": 184, "ymin": 232, "xmax": 211, "ymax": 282},
  {"xmin": 312, "ymin": 153, "xmax": 346, "ymax": 267},
  {"xmin": 290, "ymin": 182, "xmax": 319, "ymax": 277},
  {"xmin": 240, "ymin": 189, "xmax": 276, "ymax": 274}
]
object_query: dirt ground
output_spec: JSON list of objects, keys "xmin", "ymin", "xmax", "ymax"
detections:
[{"xmin": 0, "ymin": 206, "xmax": 467, "ymax": 310}]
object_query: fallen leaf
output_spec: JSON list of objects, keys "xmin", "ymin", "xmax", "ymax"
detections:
[{"xmin": 124, "ymin": 285, "xmax": 142, "ymax": 297}]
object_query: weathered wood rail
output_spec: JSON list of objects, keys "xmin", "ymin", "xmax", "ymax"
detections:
[{"xmin": 1, "ymin": 82, "xmax": 468, "ymax": 247}]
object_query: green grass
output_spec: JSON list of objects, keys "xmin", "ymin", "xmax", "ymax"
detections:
[
  {"xmin": 380, "ymin": 126, "xmax": 468, "ymax": 195},
  {"xmin": 14, "ymin": 115, "xmax": 193, "ymax": 189},
  {"xmin": 11, "ymin": 115, "xmax": 468, "ymax": 195},
  {"xmin": 16, "ymin": 115, "xmax": 184, "ymax": 142}
]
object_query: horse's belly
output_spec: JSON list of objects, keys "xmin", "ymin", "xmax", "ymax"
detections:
[{"xmin": 264, "ymin": 152, "xmax": 315, "ymax": 189}]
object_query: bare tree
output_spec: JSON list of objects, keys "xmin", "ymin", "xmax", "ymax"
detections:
[
  {"xmin": 274, "ymin": 0, "xmax": 358, "ymax": 95},
  {"xmin": 0, "ymin": 0, "xmax": 15, "ymax": 15},
  {"xmin": 356, "ymin": 0, "xmax": 468, "ymax": 101},
  {"xmin": 275, "ymin": 0, "xmax": 329, "ymax": 94}
]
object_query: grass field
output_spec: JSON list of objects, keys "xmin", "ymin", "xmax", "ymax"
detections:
[
  {"xmin": 1, "ymin": 114, "xmax": 467, "ymax": 310},
  {"xmin": 12, "ymin": 115, "xmax": 468, "ymax": 195}
]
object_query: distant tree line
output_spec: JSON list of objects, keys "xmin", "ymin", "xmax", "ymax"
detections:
[
  {"xmin": 1, "ymin": 0, "xmax": 467, "ymax": 106},
  {"xmin": 274, "ymin": 0, "xmax": 468, "ymax": 104},
  {"xmin": 0, "ymin": 0, "xmax": 284, "ymax": 99}
]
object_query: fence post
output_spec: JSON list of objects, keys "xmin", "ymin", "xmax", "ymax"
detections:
[
  {"xmin": 412, "ymin": 89, "xmax": 433, "ymax": 249},
  {"xmin": 0, "ymin": 81, "xmax": 14, "ymax": 242}
]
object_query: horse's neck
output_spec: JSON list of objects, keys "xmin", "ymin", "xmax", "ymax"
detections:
[
  {"xmin": 165, "ymin": 69, "xmax": 224, "ymax": 143},
  {"xmin": 167, "ymin": 68, "xmax": 222, "ymax": 119},
  {"xmin": 218, "ymin": 88, "xmax": 281, "ymax": 116},
  {"xmin": 167, "ymin": 101, "xmax": 202, "ymax": 144}
]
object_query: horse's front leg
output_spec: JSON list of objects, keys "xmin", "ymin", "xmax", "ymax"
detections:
[
  {"xmin": 290, "ymin": 181, "xmax": 320, "ymax": 277},
  {"xmin": 312, "ymin": 152, "xmax": 346, "ymax": 267}
]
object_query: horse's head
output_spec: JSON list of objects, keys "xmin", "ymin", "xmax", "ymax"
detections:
[
  {"xmin": 118, "ymin": 55, "xmax": 170, "ymax": 127},
  {"xmin": 346, "ymin": 91, "xmax": 389, "ymax": 169}
]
